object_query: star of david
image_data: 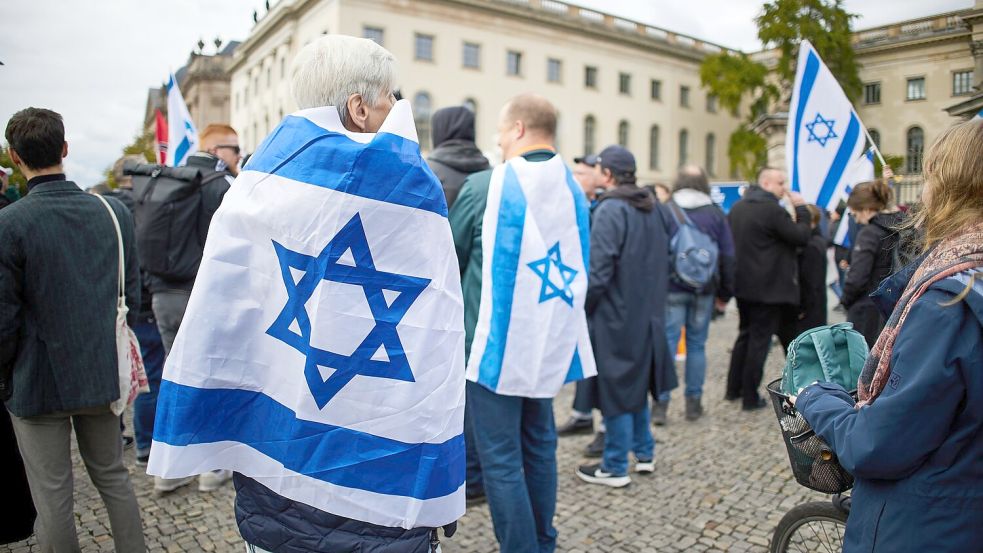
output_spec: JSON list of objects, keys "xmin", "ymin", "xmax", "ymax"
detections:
[
  {"xmin": 266, "ymin": 213, "xmax": 431, "ymax": 409},
  {"xmin": 527, "ymin": 242, "xmax": 577, "ymax": 307},
  {"xmin": 805, "ymin": 113, "xmax": 838, "ymax": 147}
]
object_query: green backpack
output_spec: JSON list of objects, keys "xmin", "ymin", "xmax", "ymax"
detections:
[{"xmin": 781, "ymin": 322, "xmax": 869, "ymax": 395}]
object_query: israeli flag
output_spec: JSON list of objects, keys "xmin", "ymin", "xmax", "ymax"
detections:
[
  {"xmin": 147, "ymin": 100, "xmax": 466, "ymax": 529},
  {"xmin": 975, "ymin": 107, "xmax": 983, "ymax": 120},
  {"xmin": 166, "ymin": 72, "xmax": 199, "ymax": 167},
  {"xmin": 467, "ymin": 155, "xmax": 597, "ymax": 397},
  {"xmin": 832, "ymin": 149, "xmax": 876, "ymax": 247},
  {"xmin": 787, "ymin": 40, "xmax": 869, "ymax": 212}
]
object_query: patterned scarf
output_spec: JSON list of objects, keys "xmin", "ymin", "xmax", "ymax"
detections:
[{"xmin": 857, "ymin": 221, "xmax": 983, "ymax": 407}]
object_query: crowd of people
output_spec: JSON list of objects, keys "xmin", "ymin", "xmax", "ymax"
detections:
[{"xmin": 1, "ymin": 33, "xmax": 981, "ymax": 553}]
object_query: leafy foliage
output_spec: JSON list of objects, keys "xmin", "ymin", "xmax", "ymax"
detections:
[
  {"xmin": 0, "ymin": 146, "xmax": 28, "ymax": 197},
  {"xmin": 104, "ymin": 127, "xmax": 156, "ymax": 189},
  {"xmin": 727, "ymin": 127, "xmax": 769, "ymax": 181},
  {"xmin": 874, "ymin": 153, "xmax": 904, "ymax": 175}
]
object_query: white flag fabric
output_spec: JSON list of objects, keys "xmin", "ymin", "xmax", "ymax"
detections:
[
  {"xmin": 166, "ymin": 72, "xmax": 199, "ymax": 167},
  {"xmin": 786, "ymin": 40, "xmax": 868, "ymax": 211},
  {"xmin": 147, "ymin": 100, "xmax": 466, "ymax": 530},
  {"xmin": 975, "ymin": 107, "xmax": 983, "ymax": 120},
  {"xmin": 466, "ymin": 155, "xmax": 597, "ymax": 397},
  {"xmin": 832, "ymin": 149, "xmax": 875, "ymax": 247}
]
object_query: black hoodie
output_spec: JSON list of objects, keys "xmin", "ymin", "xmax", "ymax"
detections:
[{"xmin": 427, "ymin": 107, "xmax": 490, "ymax": 209}]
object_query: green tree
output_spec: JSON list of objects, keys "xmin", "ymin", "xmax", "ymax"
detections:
[
  {"xmin": 0, "ymin": 146, "xmax": 28, "ymax": 197},
  {"xmin": 104, "ymin": 127, "xmax": 156, "ymax": 188},
  {"xmin": 700, "ymin": 0, "xmax": 860, "ymax": 180}
]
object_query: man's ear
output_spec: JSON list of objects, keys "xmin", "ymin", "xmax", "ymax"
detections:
[
  {"xmin": 9, "ymin": 148, "xmax": 23, "ymax": 168},
  {"xmin": 514, "ymin": 119, "xmax": 526, "ymax": 140},
  {"xmin": 62, "ymin": 141, "xmax": 68, "ymax": 160},
  {"xmin": 346, "ymin": 93, "xmax": 369, "ymax": 132}
]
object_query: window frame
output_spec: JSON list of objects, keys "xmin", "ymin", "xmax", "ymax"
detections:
[
  {"xmin": 618, "ymin": 72, "xmax": 631, "ymax": 96},
  {"xmin": 906, "ymin": 126, "xmax": 924, "ymax": 174},
  {"xmin": 547, "ymin": 58, "xmax": 562, "ymax": 84},
  {"xmin": 650, "ymin": 79, "xmax": 662, "ymax": 101},
  {"xmin": 863, "ymin": 81, "xmax": 881, "ymax": 105},
  {"xmin": 462, "ymin": 41, "xmax": 481, "ymax": 70},
  {"xmin": 905, "ymin": 76, "xmax": 926, "ymax": 102},
  {"xmin": 414, "ymin": 33, "xmax": 435, "ymax": 62},
  {"xmin": 680, "ymin": 85, "xmax": 691, "ymax": 108},
  {"xmin": 585, "ymin": 66, "xmax": 598, "ymax": 90},
  {"xmin": 952, "ymin": 70, "xmax": 974, "ymax": 96},
  {"xmin": 363, "ymin": 26, "xmax": 385, "ymax": 46},
  {"xmin": 506, "ymin": 50, "xmax": 523, "ymax": 77},
  {"xmin": 649, "ymin": 125, "xmax": 660, "ymax": 170}
]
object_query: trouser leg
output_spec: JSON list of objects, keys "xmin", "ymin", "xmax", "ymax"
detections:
[
  {"xmin": 152, "ymin": 289, "xmax": 191, "ymax": 355},
  {"xmin": 521, "ymin": 397, "xmax": 559, "ymax": 553}
]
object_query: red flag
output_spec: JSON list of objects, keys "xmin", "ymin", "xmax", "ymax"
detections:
[{"xmin": 155, "ymin": 109, "xmax": 168, "ymax": 165}]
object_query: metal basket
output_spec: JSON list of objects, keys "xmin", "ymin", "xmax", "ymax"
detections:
[{"xmin": 766, "ymin": 379, "xmax": 854, "ymax": 494}]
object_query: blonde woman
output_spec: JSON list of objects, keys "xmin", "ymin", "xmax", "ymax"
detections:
[{"xmin": 793, "ymin": 119, "xmax": 983, "ymax": 551}]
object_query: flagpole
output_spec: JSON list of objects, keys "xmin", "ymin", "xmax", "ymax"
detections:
[{"xmin": 855, "ymin": 110, "xmax": 887, "ymax": 167}]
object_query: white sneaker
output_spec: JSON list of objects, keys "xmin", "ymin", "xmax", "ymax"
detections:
[
  {"xmin": 154, "ymin": 476, "xmax": 196, "ymax": 494},
  {"xmin": 634, "ymin": 458, "xmax": 655, "ymax": 474},
  {"xmin": 576, "ymin": 463, "xmax": 631, "ymax": 488},
  {"xmin": 198, "ymin": 469, "xmax": 233, "ymax": 492}
]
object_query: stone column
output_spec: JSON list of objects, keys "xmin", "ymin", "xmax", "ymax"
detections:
[{"xmin": 752, "ymin": 112, "xmax": 790, "ymax": 172}]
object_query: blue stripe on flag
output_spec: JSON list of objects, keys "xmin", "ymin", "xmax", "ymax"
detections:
[
  {"xmin": 816, "ymin": 113, "xmax": 861, "ymax": 209},
  {"xmin": 564, "ymin": 348, "xmax": 584, "ymax": 383},
  {"xmin": 154, "ymin": 380, "xmax": 464, "ymax": 500},
  {"xmin": 565, "ymin": 171, "xmax": 591, "ymax": 269},
  {"xmin": 477, "ymin": 165, "xmax": 527, "ymax": 390},
  {"xmin": 247, "ymin": 115, "xmax": 448, "ymax": 217},
  {"xmin": 792, "ymin": 50, "xmax": 821, "ymax": 193}
]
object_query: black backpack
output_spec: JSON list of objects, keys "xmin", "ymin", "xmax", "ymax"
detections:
[{"xmin": 124, "ymin": 161, "xmax": 229, "ymax": 282}]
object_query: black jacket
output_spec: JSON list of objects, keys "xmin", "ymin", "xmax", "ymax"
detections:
[
  {"xmin": 841, "ymin": 212, "xmax": 905, "ymax": 309},
  {"xmin": 798, "ymin": 229, "xmax": 828, "ymax": 332},
  {"xmin": 427, "ymin": 107, "xmax": 489, "ymax": 209},
  {"xmin": 234, "ymin": 474, "xmax": 449, "ymax": 552},
  {"xmin": 147, "ymin": 153, "xmax": 231, "ymax": 293},
  {"xmin": 104, "ymin": 187, "xmax": 155, "ymax": 323},
  {"xmin": 0, "ymin": 180, "xmax": 140, "ymax": 416},
  {"xmin": 728, "ymin": 186, "xmax": 812, "ymax": 305}
]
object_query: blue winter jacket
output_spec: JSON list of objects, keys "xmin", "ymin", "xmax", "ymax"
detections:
[{"xmin": 796, "ymin": 263, "xmax": 983, "ymax": 552}]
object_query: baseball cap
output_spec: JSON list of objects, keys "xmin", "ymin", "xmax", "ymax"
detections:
[
  {"xmin": 596, "ymin": 145, "xmax": 636, "ymax": 175},
  {"xmin": 573, "ymin": 154, "xmax": 599, "ymax": 166}
]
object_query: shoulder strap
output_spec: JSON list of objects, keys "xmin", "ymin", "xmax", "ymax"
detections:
[
  {"xmin": 667, "ymin": 201, "xmax": 691, "ymax": 227},
  {"xmin": 93, "ymin": 195, "xmax": 125, "ymax": 307},
  {"xmin": 200, "ymin": 171, "xmax": 231, "ymax": 186}
]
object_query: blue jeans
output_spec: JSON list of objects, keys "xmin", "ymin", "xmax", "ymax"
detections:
[
  {"xmin": 660, "ymin": 292, "xmax": 714, "ymax": 402},
  {"xmin": 132, "ymin": 320, "xmax": 165, "ymax": 456},
  {"xmin": 602, "ymin": 403, "xmax": 654, "ymax": 476},
  {"xmin": 467, "ymin": 381, "xmax": 557, "ymax": 553}
]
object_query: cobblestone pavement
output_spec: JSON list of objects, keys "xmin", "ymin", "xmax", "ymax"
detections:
[{"xmin": 3, "ymin": 307, "xmax": 841, "ymax": 552}]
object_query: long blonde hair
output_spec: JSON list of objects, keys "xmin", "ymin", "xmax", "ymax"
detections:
[{"xmin": 913, "ymin": 119, "xmax": 983, "ymax": 250}]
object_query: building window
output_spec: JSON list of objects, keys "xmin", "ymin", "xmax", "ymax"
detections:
[
  {"xmin": 680, "ymin": 86, "xmax": 690, "ymax": 108},
  {"xmin": 266, "ymin": 66, "xmax": 272, "ymax": 88},
  {"xmin": 415, "ymin": 34, "xmax": 434, "ymax": 62},
  {"xmin": 953, "ymin": 70, "xmax": 974, "ymax": 96},
  {"xmin": 363, "ymin": 26, "xmax": 384, "ymax": 45},
  {"xmin": 650, "ymin": 79, "xmax": 662, "ymax": 100},
  {"xmin": 618, "ymin": 72, "xmax": 631, "ymax": 95},
  {"xmin": 462, "ymin": 42, "xmax": 480, "ymax": 69},
  {"xmin": 585, "ymin": 66, "xmax": 598, "ymax": 89},
  {"xmin": 618, "ymin": 120, "xmax": 629, "ymax": 147},
  {"xmin": 679, "ymin": 129, "xmax": 689, "ymax": 165},
  {"xmin": 706, "ymin": 94, "xmax": 717, "ymax": 113},
  {"xmin": 547, "ymin": 58, "xmax": 562, "ymax": 83},
  {"xmin": 906, "ymin": 126, "xmax": 924, "ymax": 174},
  {"xmin": 906, "ymin": 77, "xmax": 926, "ymax": 101},
  {"xmin": 414, "ymin": 92, "xmax": 433, "ymax": 150},
  {"xmin": 869, "ymin": 128, "xmax": 881, "ymax": 149},
  {"xmin": 863, "ymin": 82, "xmax": 881, "ymax": 105},
  {"xmin": 649, "ymin": 125, "xmax": 660, "ymax": 170},
  {"xmin": 584, "ymin": 115, "xmax": 596, "ymax": 155},
  {"xmin": 280, "ymin": 56, "xmax": 287, "ymax": 79},
  {"xmin": 705, "ymin": 133, "xmax": 716, "ymax": 176},
  {"xmin": 507, "ymin": 51, "xmax": 522, "ymax": 76}
]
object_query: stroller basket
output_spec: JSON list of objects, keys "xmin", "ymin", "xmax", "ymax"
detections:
[{"xmin": 766, "ymin": 379, "xmax": 854, "ymax": 494}]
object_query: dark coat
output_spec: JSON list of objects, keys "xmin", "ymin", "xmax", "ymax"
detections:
[
  {"xmin": 843, "ymin": 212, "xmax": 905, "ymax": 346},
  {"xmin": 797, "ymin": 264, "xmax": 983, "ymax": 552},
  {"xmin": 728, "ymin": 186, "xmax": 812, "ymax": 305},
  {"xmin": 666, "ymin": 189, "xmax": 736, "ymax": 301},
  {"xmin": 234, "ymin": 473, "xmax": 446, "ymax": 553},
  {"xmin": 0, "ymin": 181, "xmax": 140, "ymax": 417},
  {"xmin": 427, "ymin": 107, "xmax": 489, "ymax": 210},
  {"xmin": 104, "ymin": 187, "xmax": 155, "ymax": 323},
  {"xmin": 0, "ymin": 408, "xmax": 35, "ymax": 543},
  {"xmin": 586, "ymin": 186, "xmax": 678, "ymax": 417},
  {"xmin": 797, "ymin": 230, "xmax": 828, "ymax": 333}
]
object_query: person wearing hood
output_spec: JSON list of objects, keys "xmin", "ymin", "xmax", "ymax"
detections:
[
  {"xmin": 653, "ymin": 165, "xmax": 735, "ymax": 424},
  {"xmin": 796, "ymin": 204, "xmax": 829, "ymax": 334},
  {"xmin": 427, "ymin": 106, "xmax": 490, "ymax": 209},
  {"xmin": 725, "ymin": 167, "xmax": 811, "ymax": 410},
  {"xmin": 577, "ymin": 145, "xmax": 677, "ymax": 488},
  {"xmin": 840, "ymin": 178, "xmax": 906, "ymax": 347}
]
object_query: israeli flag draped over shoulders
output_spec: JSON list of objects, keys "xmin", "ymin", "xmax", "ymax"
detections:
[
  {"xmin": 147, "ymin": 99, "xmax": 466, "ymax": 529},
  {"xmin": 467, "ymin": 155, "xmax": 597, "ymax": 397},
  {"xmin": 787, "ymin": 39, "xmax": 870, "ymax": 212},
  {"xmin": 166, "ymin": 72, "xmax": 198, "ymax": 167}
]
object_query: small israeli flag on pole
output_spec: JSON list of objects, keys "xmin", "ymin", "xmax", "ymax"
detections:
[
  {"xmin": 166, "ymin": 72, "xmax": 199, "ymax": 167},
  {"xmin": 832, "ymin": 148, "xmax": 876, "ymax": 248}
]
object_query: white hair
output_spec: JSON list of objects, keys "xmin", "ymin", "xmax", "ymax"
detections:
[{"xmin": 290, "ymin": 35, "xmax": 396, "ymax": 125}]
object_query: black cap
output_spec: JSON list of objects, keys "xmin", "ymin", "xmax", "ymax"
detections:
[
  {"xmin": 597, "ymin": 145, "xmax": 636, "ymax": 175},
  {"xmin": 573, "ymin": 154, "xmax": 599, "ymax": 166}
]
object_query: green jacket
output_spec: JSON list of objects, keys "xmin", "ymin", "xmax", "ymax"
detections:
[{"xmin": 448, "ymin": 149, "xmax": 556, "ymax": 360}]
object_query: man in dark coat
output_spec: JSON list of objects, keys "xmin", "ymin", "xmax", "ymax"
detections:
[
  {"xmin": 576, "ymin": 145, "xmax": 677, "ymax": 488},
  {"xmin": 427, "ymin": 106, "xmax": 490, "ymax": 209},
  {"xmin": 725, "ymin": 167, "xmax": 811, "ymax": 410},
  {"xmin": 0, "ymin": 107, "xmax": 146, "ymax": 551},
  {"xmin": 796, "ymin": 205, "xmax": 829, "ymax": 334}
]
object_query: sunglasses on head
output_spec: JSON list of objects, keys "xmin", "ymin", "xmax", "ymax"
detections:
[{"xmin": 215, "ymin": 144, "xmax": 241, "ymax": 155}]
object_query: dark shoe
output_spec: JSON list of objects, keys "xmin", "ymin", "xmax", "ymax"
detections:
[
  {"xmin": 136, "ymin": 453, "xmax": 150, "ymax": 467},
  {"xmin": 742, "ymin": 397, "xmax": 768, "ymax": 411},
  {"xmin": 651, "ymin": 401, "xmax": 668, "ymax": 426},
  {"xmin": 122, "ymin": 435, "xmax": 135, "ymax": 450},
  {"xmin": 557, "ymin": 415, "xmax": 593, "ymax": 436},
  {"xmin": 576, "ymin": 463, "xmax": 631, "ymax": 488},
  {"xmin": 465, "ymin": 490, "xmax": 486, "ymax": 507},
  {"xmin": 685, "ymin": 396, "xmax": 703, "ymax": 421},
  {"xmin": 584, "ymin": 431, "xmax": 605, "ymax": 458}
]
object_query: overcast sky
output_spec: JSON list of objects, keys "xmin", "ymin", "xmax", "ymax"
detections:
[{"xmin": 0, "ymin": 0, "xmax": 969, "ymax": 186}]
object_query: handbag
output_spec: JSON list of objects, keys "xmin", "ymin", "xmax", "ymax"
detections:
[
  {"xmin": 94, "ymin": 194, "xmax": 150, "ymax": 416},
  {"xmin": 781, "ymin": 322, "xmax": 868, "ymax": 395}
]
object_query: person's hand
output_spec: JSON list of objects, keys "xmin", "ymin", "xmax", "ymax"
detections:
[
  {"xmin": 838, "ymin": 260, "xmax": 849, "ymax": 270},
  {"xmin": 882, "ymin": 165, "xmax": 894, "ymax": 181},
  {"xmin": 787, "ymin": 190, "xmax": 806, "ymax": 207},
  {"xmin": 714, "ymin": 298, "xmax": 728, "ymax": 312},
  {"xmin": 829, "ymin": 210, "xmax": 841, "ymax": 223},
  {"xmin": 788, "ymin": 395, "xmax": 797, "ymax": 406}
]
